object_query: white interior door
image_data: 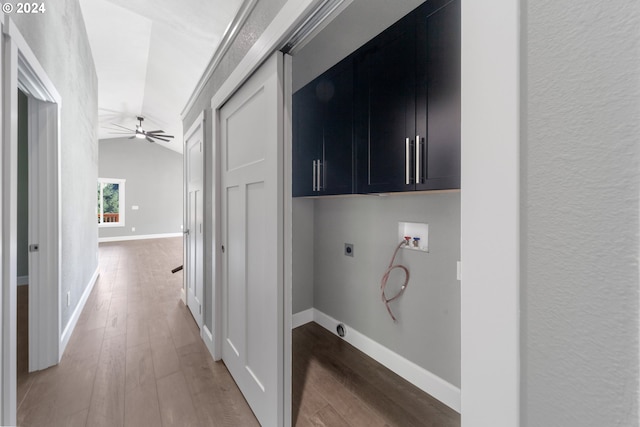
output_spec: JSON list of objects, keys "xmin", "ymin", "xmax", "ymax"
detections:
[
  {"xmin": 185, "ymin": 124, "xmax": 204, "ymax": 328},
  {"xmin": 220, "ymin": 51, "xmax": 284, "ymax": 427}
]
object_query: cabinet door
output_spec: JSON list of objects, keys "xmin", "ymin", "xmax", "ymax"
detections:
[
  {"xmin": 292, "ymin": 84, "xmax": 323, "ymax": 197},
  {"xmin": 355, "ymin": 12, "xmax": 416, "ymax": 193},
  {"xmin": 416, "ymin": 0, "xmax": 461, "ymax": 191},
  {"xmin": 321, "ymin": 57, "xmax": 353, "ymax": 195}
]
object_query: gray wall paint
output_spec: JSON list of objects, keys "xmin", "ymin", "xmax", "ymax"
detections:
[
  {"xmin": 99, "ymin": 138, "xmax": 183, "ymax": 239},
  {"xmin": 12, "ymin": 0, "xmax": 99, "ymax": 329},
  {"xmin": 522, "ymin": 1, "xmax": 640, "ymax": 425},
  {"xmin": 292, "ymin": 0, "xmax": 424, "ymax": 92},
  {"xmin": 292, "ymin": 198, "xmax": 314, "ymax": 313},
  {"xmin": 313, "ymin": 193, "xmax": 460, "ymax": 387},
  {"xmin": 17, "ymin": 90, "xmax": 28, "ymax": 279}
]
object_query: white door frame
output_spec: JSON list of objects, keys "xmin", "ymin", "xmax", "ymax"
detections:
[
  {"xmin": 460, "ymin": 1, "xmax": 520, "ymax": 426},
  {"xmin": 202, "ymin": 0, "xmax": 521, "ymax": 426},
  {"xmin": 183, "ymin": 112, "xmax": 205, "ymax": 327},
  {"xmin": 2, "ymin": 17, "xmax": 61, "ymax": 425}
]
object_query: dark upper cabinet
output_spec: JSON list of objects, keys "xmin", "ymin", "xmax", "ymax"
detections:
[
  {"xmin": 293, "ymin": 83, "xmax": 323, "ymax": 197},
  {"xmin": 354, "ymin": 9, "xmax": 417, "ymax": 193},
  {"xmin": 293, "ymin": 57, "xmax": 354, "ymax": 197},
  {"xmin": 356, "ymin": 0, "xmax": 460, "ymax": 193},
  {"xmin": 416, "ymin": 0, "xmax": 461, "ymax": 190},
  {"xmin": 293, "ymin": 0, "xmax": 460, "ymax": 197}
]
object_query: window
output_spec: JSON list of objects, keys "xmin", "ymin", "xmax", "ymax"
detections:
[{"xmin": 97, "ymin": 178, "xmax": 125, "ymax": 227}]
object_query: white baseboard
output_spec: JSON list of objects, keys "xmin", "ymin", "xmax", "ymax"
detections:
[
  {"xmin": 202, "ymin": 325, "xmax": 218, "ymax": 361},
  {"xmin": 17, "ymin": 275, "xmax": 29, "ymax": 286},
  {"xmin": 98, "ymin": 232, "xmax": 182, "ymax": 243},
  {"xmin": 312, "ymin": 308, "xmax": 461, "ymax": 413},
  {"xmin": 292, "ymin": 308, "xmax": 314, "ymax": 329},
  {"xmin": 60, "ymin": 267, "xmax": 100, "ymax": 358}
]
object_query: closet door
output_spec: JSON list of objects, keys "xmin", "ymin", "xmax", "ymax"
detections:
[{"xmin": 220, "ymin": 52, "xmax": 285, "ymax": 427}]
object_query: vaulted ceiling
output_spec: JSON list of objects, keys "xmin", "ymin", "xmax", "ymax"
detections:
[{"xmin": 79, "ymin": 0, "xmax": 244, "ymax": 153}]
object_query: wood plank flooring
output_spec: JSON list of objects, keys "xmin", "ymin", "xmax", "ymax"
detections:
[
  {"xmin": 292, "ymin": 322, "xmax": 461, "ymax": 427},
  {"xmin": 17, "ymin": 238, "xmax": 259, "ymax": 427},
  {"xmin": 17, "ymin": 237, "xmax": 460, "ymax": 427}
]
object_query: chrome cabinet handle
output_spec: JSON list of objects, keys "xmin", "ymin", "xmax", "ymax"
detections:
[
  {"xmin": 416, "ymin": 135, "xmax": 421, "ymax": 184},
  {"xmin": 405, "ymin": 138, "xmax": 411, "ymax": 185},
  {"xmin": 312, "ymin": 160, "xmax": 317, "ymax": 191},
  {"xmin": 316, "ymin": 160, "xmax": 322, "ymax": 191}
]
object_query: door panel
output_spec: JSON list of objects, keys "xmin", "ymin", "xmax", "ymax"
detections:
[
  {"xmin": 416, "ymin": 0, "xmax": 461, "ymax": 190},
  {"xmin": 355, "ymin": 13, "xmax": 416, "ymax": 193},
  {"xmin": 321, "ymin": 57, "xmax": 354, "ymax": 195},
  {"xmin": 292, "ymin": 84, "xmax": 322, "ymax": 196},
  {"xmin": 221, "ymin": 52, "xmax": 284, "ymax": 427},
  {"xmin": 185, "ymin": 125, "xmax": 204, "ymax": 327}
]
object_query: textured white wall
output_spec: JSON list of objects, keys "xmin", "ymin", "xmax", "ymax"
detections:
[
  {"xmin": 11, "ymin": 0, "xmax": 99, "ymax": 329},
  {"xmin": 523, "ymin": 1, "xmax": 640, "ymax": 425}
]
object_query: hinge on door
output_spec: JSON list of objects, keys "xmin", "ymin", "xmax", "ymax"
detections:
[
  {"xmin": 199, "ymin": 305, "xmax": 202, "ymax": 315},
  {"xmin": 29, "ymin": 244, "xmax": 39, "ymax": 252}
]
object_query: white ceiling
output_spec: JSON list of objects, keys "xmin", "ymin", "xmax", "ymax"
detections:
[{"xmin": 80, "ymin": 0, "xmax": 244, "ymax": 153}]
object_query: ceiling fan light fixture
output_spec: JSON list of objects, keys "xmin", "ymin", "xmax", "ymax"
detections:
[{"xmin": 107, "ymin": 116, "xmax": 174, "ymax": 143}]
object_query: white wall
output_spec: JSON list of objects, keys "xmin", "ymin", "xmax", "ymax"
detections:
[
  {"xmin": 99, "ymin": 138, "xmax": 183, "ymax": 240},
  {"xmin": 11, "ymin": 0, "xmax": 99, "ymax": 330},
  {"xmin": 522, "ymin": 0, "xmax": 640, "ymax": 425}
]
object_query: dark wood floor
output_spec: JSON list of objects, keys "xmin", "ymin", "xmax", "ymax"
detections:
[
  {"xmin": 16, "ymin": 237, "xmax": 459, "ymax": 427},
  {"xmin": 17, "ymin": 238, "xmax": 259, "ymax": 427},
  {"xmin": 292, "ymin": 322, "xmax": 460, "ymax": 427}
]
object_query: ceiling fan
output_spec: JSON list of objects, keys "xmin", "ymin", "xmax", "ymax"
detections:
[{"xmin": 107, "ymin": 116, "xmax": 174, "ymax": 143}]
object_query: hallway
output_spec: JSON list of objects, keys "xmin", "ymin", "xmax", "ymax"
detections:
[{"xmin": 17, "ymin": 238, "xmax": 258, "ymax": 427}]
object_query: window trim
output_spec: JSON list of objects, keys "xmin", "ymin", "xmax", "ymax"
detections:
[{"xmin": 98, "ymin": 177, "xmax": 125, "ymax": 228}]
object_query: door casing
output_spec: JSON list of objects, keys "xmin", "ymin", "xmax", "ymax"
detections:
[
  {"xmin": 184, "ymin": 115, "xmax": 205, "ymax": 328},
  {"xmin": 2, "ymin": 18, "xmax": 62, "ymax": 426}
]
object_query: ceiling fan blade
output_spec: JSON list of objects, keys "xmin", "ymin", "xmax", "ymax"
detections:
[
  {"xmin": 128, "ymin": 136, "xmax": 136, "ymax": 139},
  {"xmin": 150, "ymin": 136, "xmax": 171, "ymax": 142},
  {"xmin": 104, "ymin": 126, "xmax": 132, "ymax": 132},
  {"xmin": 146, "ymin": 137, "xmax": 155, "ymax": 143},
  {"xmin": 111, "ymin": 123, "xmax": 135, "ymax": 132},
  {"xmin": 145, "ymin": 130, "xmax": 165, "ymax": 134}
]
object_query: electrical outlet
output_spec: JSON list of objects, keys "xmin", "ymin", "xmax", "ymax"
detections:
[
  {"xmin": 344, "ymin": 243, "xmax": 354, "ymax": 257},
  {"xmin": 131, "ymin": 227, "xmax": 136, "ymax": 232}
]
